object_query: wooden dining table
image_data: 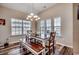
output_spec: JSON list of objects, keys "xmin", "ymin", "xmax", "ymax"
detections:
[
  {"xmin": 29, "ymin": 36, "xmax": 49, "ymax": 47},
  {"xmin": 20, "ymin": 36, "xmax": 49, "ymax": 55}
]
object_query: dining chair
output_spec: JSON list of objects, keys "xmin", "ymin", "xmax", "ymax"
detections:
[{"xmin": 46, "ymin": 32, "xmax": 56, "ymax": 55}]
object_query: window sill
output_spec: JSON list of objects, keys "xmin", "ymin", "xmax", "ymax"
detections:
[
  {"xmin": 10, "ymin": 34, "xmax": 26, "ymax": 37},
  {"xmin": 56, "ymin": 36, "xmax": 62, "ymax": 38}
]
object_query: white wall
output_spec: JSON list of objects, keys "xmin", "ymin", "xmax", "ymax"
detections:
[
  {"xmin": 73, "ymin": 3, "xmax": 79, "ymax": 54},
  {"xmin": 38, "ymin": 3, "xmax": 73, "ymax": 47},
  {"xmin": 0, "ymin": 6, "xmax": 27, "ymax": 44}
]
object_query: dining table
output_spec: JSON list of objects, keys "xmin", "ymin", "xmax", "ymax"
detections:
[{"xmin": 20, "ymin": 36, "xmax": 49, "ymax": 55}]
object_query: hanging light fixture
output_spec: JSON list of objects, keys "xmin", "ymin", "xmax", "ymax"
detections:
[{"xmin": 26, "ymin": 3, "xmax": 40, "ymax": 21}]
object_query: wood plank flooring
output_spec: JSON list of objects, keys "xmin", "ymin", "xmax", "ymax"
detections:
[{"xmin": 0, "ymin": 44, "xmax": 73, "ymax": 55}]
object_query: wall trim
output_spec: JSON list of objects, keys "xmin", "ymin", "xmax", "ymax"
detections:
[{"xmin": 56, "ymin": 42, "xmax": 73, "ymax": 48}]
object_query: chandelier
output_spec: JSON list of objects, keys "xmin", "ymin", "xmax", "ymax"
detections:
[
  {"xmin": 26, "ymin": 4, "xmax": 40, "ymax": 21},
  {"xmin": 26, "ymin": 13, "xmax": 40, "ymax": 21}
]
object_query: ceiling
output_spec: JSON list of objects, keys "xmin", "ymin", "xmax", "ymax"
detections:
[{"xmin": 0, "ymin": 3, "xmax": 56, "ymax": 14}]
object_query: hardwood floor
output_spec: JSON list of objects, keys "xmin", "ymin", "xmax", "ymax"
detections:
[
  {"xmin": 0, "ymin": 45, "xmax": 20, "ymax": 55},
  {"xmin": 0, "ymin": 43, "xmax": 73, "ymax": 55}
]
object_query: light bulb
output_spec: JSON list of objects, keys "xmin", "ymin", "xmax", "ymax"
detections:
[
  {"xmin": 30, "ymin": 13, "xmax": 34, "ymax": 16},
  {"xmin": 38, "ymin": 17, "xmax": 40, "ymax": 19},
  {"xmin": 28, "ymin": 15, "xmax": 31, "ymax": 18},
  {"xmin": 34, "ymin": 15, "xmax": 38, "ymax": 18},
  {"xmin": 35, "ymin": 19, "xmax": 38, "ymax": 21},
  {"xmin": 26, "ymin": 17, "xmax": 29, "ymax": 19}
]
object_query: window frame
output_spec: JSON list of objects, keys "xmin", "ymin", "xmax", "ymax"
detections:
[
  {"xmin": 23, "ymin": 20, "xmax": 32, "ymax": 35},
  {"xmin": 40, "ymin": 18, "xmax": 52, "ymax": 38},
  {"xmin": 11, "ymin": 18, "xmax": 32, "ymax": 36},
  {"xmin": 54, "ymin": 16, "xmax": 61, "ymax": 37}
]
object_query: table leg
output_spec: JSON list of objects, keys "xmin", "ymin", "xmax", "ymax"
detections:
[{"xmin": 42, "ymin": 41, "xmax": 45, "ymax": 55}]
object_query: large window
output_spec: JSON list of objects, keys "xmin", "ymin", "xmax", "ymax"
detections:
[
  {"xmin": 54, "ymin": 17, "xmax": 61, "ymax": 37},
  {"xmin": 40, "ymin": 19, "xmax": 51, "ymax": 38},
  {"xmin": 23, "ymin": 20, "xmax": 31, "ymax": 34},
  {"xmin": 38, "ymin": 17, "xmax": 61, "ymax": 38},
  {"xmin": 11, "ymin": 18, "xmax": 31, "ymax": 35},
  {"xmin": 40, "ymin": 20, "xmax": 45, "ymax": 38},
  {"xmin": 11, "ymin": 19, "xmax": 22, "ymax": 35}
]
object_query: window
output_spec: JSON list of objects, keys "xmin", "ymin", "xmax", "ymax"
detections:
[
  {"xmin": 54, "ymin": 17, "xmax": 61, "ymax": 37},
  {"xmin": 11, "ymin": 18, "xmax": 22, "ymax": 35},
  {"xmin": 38, "ymin": 17, "xmax": 61, "ymax": 38},
  {"xmin": 40, "ymin": 20, "xmax": 45, "ymax": 38},
  {"xmin": 23, "ymin": 20, "xmax": 31, "ymax": 34},
  {"xmin": 46, "ymin": 19, "xmax": 51, "ymax": 37},
  {"xmin": 40, "ymin": 19, "xmax": 51, "ymax": 38},
  {"xmin": 11, "ymin": 18, "xmax": 31, "ymax": 35}
]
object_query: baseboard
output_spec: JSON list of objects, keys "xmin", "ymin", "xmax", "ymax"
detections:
[
  {"xmin": 56, "ymin": 42, "xmax": 73, "ymax": 48},
  {"xmin": 0, "ymin": 41, "xmax": 20, "ymax": 49},
  {"xmin": 9, "ymin": 41, "xmax": 20, "ymax": 45}
]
